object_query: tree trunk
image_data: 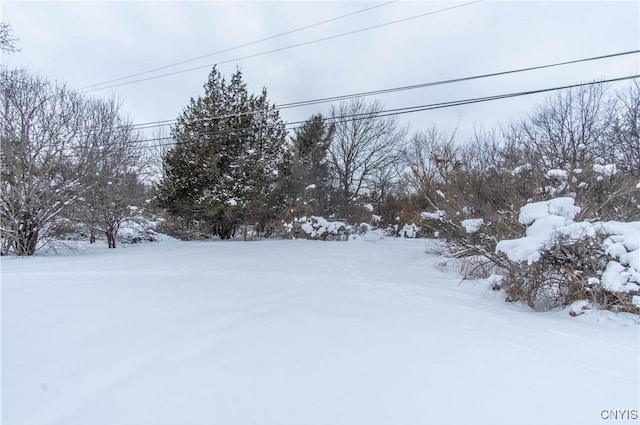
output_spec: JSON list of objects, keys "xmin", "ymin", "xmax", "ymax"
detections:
[
  {"xmin": 1, "ymin": 238, "xmax": 10, "ymax": 256},
  {"xmin": 15, "ymin": 219, "xmax": 39, "ymax": 256},
  {"xmin": 105, "ymin": 229, "xmax": 117, "ymax": 248}
]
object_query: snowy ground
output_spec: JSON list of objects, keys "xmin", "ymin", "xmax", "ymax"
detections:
[{"xmin": 2, "ymin": 238, "xmax": 639, "ymax": 425}]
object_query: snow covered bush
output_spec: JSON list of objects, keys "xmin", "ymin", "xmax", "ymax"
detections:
[
  {"xmin": 400, "ymin": 223, "xmax": 420, "ymax": 238},
  {"xmin": 47, "ymin": 218, "xmax": 88, "ymax": 241},
  {"xmin": 117, "ymin": 217, "xmax": 159, "ymax": 245},
  {"xmin": 358, "ymin": 222, "xmax": 372, "ymax": 234},
  {"xmin": 286, "ymin": 216, "xmax": 353, "ymax": 241},
  {"xmin": 420, "ymin": 207, "xmax": 510, "ymax": 280},
  {"xmin": 495, "ymin": 197, "xmax": 639, "ymax": 313}
]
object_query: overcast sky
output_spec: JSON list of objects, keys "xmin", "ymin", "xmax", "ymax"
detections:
[{"xmin": 2, "ymin": 1, "xmax": 639, "ymax": 142}]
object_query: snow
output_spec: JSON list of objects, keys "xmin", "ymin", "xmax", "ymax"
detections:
[
  {"xmin": 400, "ymin": 223, "xmax": 419, "ymax": 238},
  {"xmin": 3, "ymin": 239, "xmax": 639, "ymax": 425},
  {"xmin": 298, "ymin": 216, "xmax": 349, "ymax": 239},
  {"xmin": 498, "ymin": 198, "xmax": 588, "ymax": 264},
  {"xmin": 226, "ymin": 198, "xmax": 238, "ymax": 206},
  {"xmin": 511, "ymin": 163, "xmax": 532, "ymax": 175},
  {"xmin": 518, "ymin": 197, "xmax": 581, "ymax": 225},
  {"xmin": 598, "ymin": 222, "xmax": 640, "ymax": 292},
  {"xmin": 600, "ymin": 261, "xmax": 635, "ymax": 293},
  {"xmin": 420, "ymin": 210, "xmax": 446, "ymax": 220},
  {"xmin": 599, "ymin": 221, "xmax": 640, "ymax": 251},
  {"xmin": 569, "ymin": 299, "xmax": 590, "ymax": 315},
  {"xmin": 546, "ymin": 169, "xmax": 568, "ymax": 180},
  {"xmin": 305, "ymin": 184, "xmax": 316, "ymax": 190},
  {"xmin": 592, "ymin": 163, "xmax": 617, "ymax": 176},
  {"xmin": 461, "ymin": 218, "xmax": 483, "ymax": 233},
  {"xmin": 363, "ymin": 203, "xmax": 373, "ymax": 212},
  {"xmin": 355, "ymin": 227, "xmax": 388, "ymax": 241}
]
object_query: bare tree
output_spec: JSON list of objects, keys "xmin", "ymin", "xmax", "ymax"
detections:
[
  {"xmin": 505, "ymin": 83, "xmax": 613, "ymax": 171},
  {"xmin": 74, "ymin": 97, "xmax": 146, "ymax": 248},
  {"xmin": 610, "ymin": 81, "xmax": 640, "ymax": 175},
  {"xmin": 0, "ymin": 69, "xmax": 145, "ymax": 254},
  {"xmin": 327, "ymin": 99, "xmax": 406, "ymax": 216},
  {"xmin": 0, "ymin": 22, "xmax": 20, "ymax": 53},
  {"xmin": 402, "ymin": 126, "xmax": 460, "ymax": 210},
  {"xmin": 0, "ymin": 69, "xmax": 85, "ymax": 255}
]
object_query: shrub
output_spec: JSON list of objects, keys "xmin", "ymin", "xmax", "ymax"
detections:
[
  {"xmin": 118, "ymin": 218, "xmax": 159, "ymax": 244},
  {"xmin": 495, "ymin": 198, "xmax": 639, "ymax": 313},
  {"xmin": 285, "ymin": 216, "xmax": 353, "ymax": 241}
]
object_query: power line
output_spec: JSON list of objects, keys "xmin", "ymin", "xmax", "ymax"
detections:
[
  {"xmin": 81, "ymin": 1, "xmax": 399, "ymax": 91},
  {"xmin": 137, "ymin": 74, "xmax": 640, "ymax": 149},
  {"xmin": 83, "ymin": 0, "xmax": 484, "ymax": 93},
  {"xmin": 276, "ymin": 50, "xmax": 640, "ymax": 109},
  {"xmin": 24, "ymin": 51, "xmax": 635, "ymax": 141},
  {"xmin": 125, "ymin": 49, "xmax": 640, "ymax": 132}
]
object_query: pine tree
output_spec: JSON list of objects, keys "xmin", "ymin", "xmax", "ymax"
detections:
[
  {"xmin": 282, "ymin": 114, "xmax": 334, "ymax": 218},
  {"xmin": 158, "ymin": 67, "xmax": 287, "ymax": 239}
]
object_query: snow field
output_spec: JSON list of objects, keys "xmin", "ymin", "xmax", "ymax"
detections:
[{"xmin": 2, "ymin": 238, "xmax": 639, "ymax": 425}]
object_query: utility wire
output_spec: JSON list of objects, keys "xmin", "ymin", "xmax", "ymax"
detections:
[
  {"xmin": 137, "ymin": 74, "xmax": 640, "ymax": 149},
  {"xmin": 81, "ymin": 1, "xmax": 398, "ymax": 90},
  {"xmin": 125, "ymin": 49, "xmax": 640, "ymax": 132},
  {"xmin": 83, "ymin": 0, "xmax": 484, "ymax": 92},
  {"xmin": 32, "ymin": 51, "xmax": 636, "ymax": 140},
  {"xmin": 276, "ymin": 50, "xmax": 640, "ymax": 109}
]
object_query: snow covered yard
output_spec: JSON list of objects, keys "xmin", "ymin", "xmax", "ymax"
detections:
[{"xmin": 2, "ymin": 238, "xmax": 638, "ymax": 425}]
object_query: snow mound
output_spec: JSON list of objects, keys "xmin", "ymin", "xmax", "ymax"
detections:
[
  {"xmin": 498, "ymin": 198, "xmax": 589, "ymax": 264},
  {"xmin": 546, "ymin": 169, "xmax": 569, "ymax": 180},
  {"xmin": 461, "ymin": 218, "xmax": 483, "ymax": 234},
  {"xmin": 420, "ymin": 210, "xmax": 446, "ymax": 221},
  {"xmin": 400, "ymin": 223, "xmax": 419, "ymax": 238},
  {"xmin": 592, "ymin": 163, "xmax": 617, "ymax": 176},
  {"xmin": 512, "ymin": 163, "xmax": 532, "ymax": 175},
  {"xmin": 518, "ymin": 197, "xmax": 580, "ymax": 225}
]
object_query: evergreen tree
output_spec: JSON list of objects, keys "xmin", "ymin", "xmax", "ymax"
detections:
[
  {"xmin": 158, "ymin": 67, "xmax": 287, "ymax": 239},
  {"xmin": 282, "ymin": 114, "xmax": 334, "ymax": 218}
]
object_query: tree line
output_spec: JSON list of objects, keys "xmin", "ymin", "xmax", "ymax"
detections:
[
  {"xmin": 156, "ymin": 67, "xmax": 408, "ymax": 240},
  {"xmin": 2, "ymin": 61, "xmax": 638, "ymax": 257}
]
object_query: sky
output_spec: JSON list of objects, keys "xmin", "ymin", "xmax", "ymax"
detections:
[{"xmin": 1, "ymin": 1, "xmax": 639, "ymax": 143}]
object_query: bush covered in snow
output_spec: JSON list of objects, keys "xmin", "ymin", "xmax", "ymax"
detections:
[
  {"xmin": 494, "ymin": 198, "xmax": 639, "ymax": 313},
  {"xmin": 117, "ymin": 217, "xmax": 160, "ymax": 245},
  {"xmin": 412, "ymin": 83, "xmax": 640, "ymax": 315},
  {"xmin": 422, "ymin": 191, "xmax": 640, "ymax": 314},
  {"xmin": 400, "ymin": 223, "xmax": 420, "ymax": 238},
  {"xmin": 284, "ymin": 216, "xmax": 353, "ymax": 241}
]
